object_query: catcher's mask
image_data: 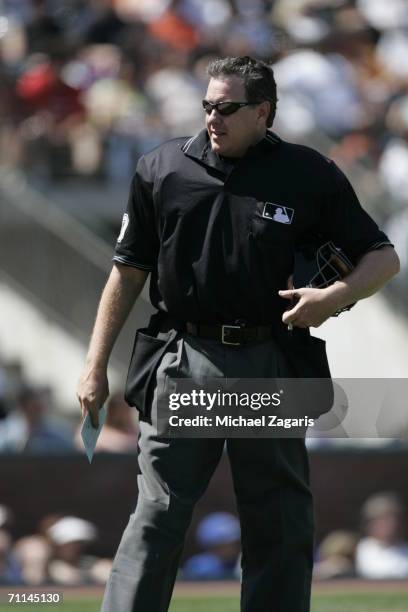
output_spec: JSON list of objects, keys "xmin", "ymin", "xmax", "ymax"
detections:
[{"xmin": 293, "ymin": 241, "xmax": 355, "ymax": 316}]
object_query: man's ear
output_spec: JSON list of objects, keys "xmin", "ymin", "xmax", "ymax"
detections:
[{"xmin": 257, "ymin": 100, "xmax": 270, "ymax": 124}]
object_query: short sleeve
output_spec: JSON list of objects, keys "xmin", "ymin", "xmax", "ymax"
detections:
[
  {"xmin": 113, "ymin": 156, "xmax": 159, "ymax": 270},
  {"xmin": 318, "ymin": 162, "xmax": 393, "ymax": 263}
]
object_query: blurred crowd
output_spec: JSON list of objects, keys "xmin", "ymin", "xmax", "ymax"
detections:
[
  {"xmin": 0, "ymin": 508, "xmax": 112, "ymax": 586},
  {"xmin": 314, "ymin": 492, "xmax": 408, "ymax": 581},
  {"xmin": 2, "ymin": 492, "xmax": 408, "ymax": 585},
  {"xmin": 0, "ymin": 0, "xmax": 406, "ymax": 207}
]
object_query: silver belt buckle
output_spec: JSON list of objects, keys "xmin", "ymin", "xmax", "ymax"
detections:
[{"xmin": 222, "ymin": 324, "xmax": 241, "ymax": 346}]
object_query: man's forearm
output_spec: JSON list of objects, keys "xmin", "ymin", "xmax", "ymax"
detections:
[
  {"xmin": 85, "ymin": 263, "xmax": 148, "ymax": 369},
  {"xmin": 326, "ymin": 246, "xmax": 400, "ymax": 312}
]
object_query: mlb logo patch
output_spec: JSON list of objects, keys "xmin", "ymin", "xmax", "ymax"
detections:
[{"xmin": 262, "ymin": 202, "xmax": 294, "ymax": 224}]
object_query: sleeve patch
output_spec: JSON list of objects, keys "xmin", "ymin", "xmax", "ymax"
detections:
[{"xmin": 117, "ymin": 213, "xmax": 129, "ymax": 243}]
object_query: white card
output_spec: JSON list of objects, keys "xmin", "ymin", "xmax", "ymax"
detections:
[{"xmin": 80, "ymin": 406, "xmax": 107, "ymax": 463}]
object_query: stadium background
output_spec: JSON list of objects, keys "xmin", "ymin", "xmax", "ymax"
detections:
[{"xmin": 0, "ymin": 0, "xmax": 408, "ymax": 609}]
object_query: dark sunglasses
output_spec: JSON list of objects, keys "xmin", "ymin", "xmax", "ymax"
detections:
[{"xmin": 202, "ymin": 100, "xmax": 262, "ymax": 116}]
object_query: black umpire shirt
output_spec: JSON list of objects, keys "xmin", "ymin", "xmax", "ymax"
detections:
[{"xmin": 113, "ymin": 129, "xmax": 392, "ymax": 327}]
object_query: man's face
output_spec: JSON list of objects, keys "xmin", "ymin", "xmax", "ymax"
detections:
[{"xmin": 205, "ymin": 76, "xmax": 268, "ymax": 158}]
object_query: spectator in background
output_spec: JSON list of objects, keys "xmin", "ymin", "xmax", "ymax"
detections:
[
  {"xmin": 0, "ymin": 505, "xmax": 22, "ymax": 585},
  {"xmin": 144, "ymin": 48, "xmax": 204, "ymax": 137},
  {"xmin": 0, "ymin": 505, "xmax": 14, "ymax": 533},
  {"xmin": 0, "ymin": 358, "xmax": 26, "ymax": 419},
  {"xmin": 0, "ymin": 385, "xmax": 74, "ymax": 453},
  {"xmin": 75, "ymin": 391, "xmax": 138, "ymax": 454},
  {"xmin": 0, "ymin": 530, "xmax": 22, "ymax": 585},
  {"xmin": 356, "ymin": 492, "xmax": 408, "ymax": 579},
  {"xmin": 82, "ymin": 48, "xmax": 162, "ymax": 181},
  {"xmin": 46, "ymin": 515, "xmax": 111, "ymax": 586},
  {"xmin": 314, "ymin": 530, "xmax": 358, "ymax": 580},
  {"xmin": 15, "ymin": 50, "xmax": 86, "ymax": 179},
  {"xmin": 182, "ymin": 512, "xmax": 240, "ymax": 580},
  {"xmin": 13, "ymin": 534, "xmax": 51, "ymax": 586},
  {"xmin": 12, "ymin": 513, "xmax": 63, "ymax": 586}
]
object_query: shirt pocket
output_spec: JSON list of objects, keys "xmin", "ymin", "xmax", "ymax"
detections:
[{"xmin": 250, "ymin": 201, "xmax": 294, "ymax": 250}]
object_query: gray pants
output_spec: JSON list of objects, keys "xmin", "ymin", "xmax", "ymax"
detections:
[{"xmin": 101, "ymin": 334, "xmax": 314, "ymax": 612}]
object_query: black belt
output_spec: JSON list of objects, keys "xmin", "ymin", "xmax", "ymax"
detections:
[{"xmin": 186, "ymin": 321, "xmax": 274, "ymax": 346}]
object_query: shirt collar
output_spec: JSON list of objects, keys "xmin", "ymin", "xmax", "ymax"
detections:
[{"xmin": 181, "ymin": 128, "xmax": 281, "ymax": 174}]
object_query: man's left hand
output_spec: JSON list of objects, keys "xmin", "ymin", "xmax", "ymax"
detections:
[{"xmin": 278, "ymin": 287, "xmax": 338, "ymax": 328}]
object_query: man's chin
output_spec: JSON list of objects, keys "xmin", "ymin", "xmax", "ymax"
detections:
[{"xmin": 210, "ymin": 140, "xmax": 228, "ymax": 155}]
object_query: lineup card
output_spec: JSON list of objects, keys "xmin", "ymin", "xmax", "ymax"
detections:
[{"xmin": 80, "ymin": 406, "xmax": 107, "ymax": 463}]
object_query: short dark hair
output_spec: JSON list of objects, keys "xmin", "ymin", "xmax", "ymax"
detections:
[{"xmin": 207, "ymin": 56, "xmax": 277, "ymax": 128}]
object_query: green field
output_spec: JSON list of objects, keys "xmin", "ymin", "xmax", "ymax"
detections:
[{"xmin": 1, "ymin": 592, "xmax": 408, "ymax": 612}]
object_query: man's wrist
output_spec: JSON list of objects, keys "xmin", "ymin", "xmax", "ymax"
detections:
[
  {"xmin": 84, "ymin": 355, "xmax": 109, "ymax": 372},
  {"xmin": 324, "ymin": 281, "xmax": 355, "ymax": 313}
]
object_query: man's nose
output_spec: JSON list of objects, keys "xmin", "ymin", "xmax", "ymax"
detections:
[{"xmin": 208, "ymin": 109, "xmax": 222, "ymax": 123}]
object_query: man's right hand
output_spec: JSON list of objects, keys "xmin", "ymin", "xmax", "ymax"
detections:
[
  {"xmin": 76, "ymin": 263, "xmax": 148, "ymax": 429},
  {"xmin": 77, "ymin": 367, "xmax": 109, "ymax": 429}
]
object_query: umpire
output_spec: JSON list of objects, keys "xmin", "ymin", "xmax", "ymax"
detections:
[{"xmin": 77, "ymin": 56, "xmax": 399, "ymax": 612}]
